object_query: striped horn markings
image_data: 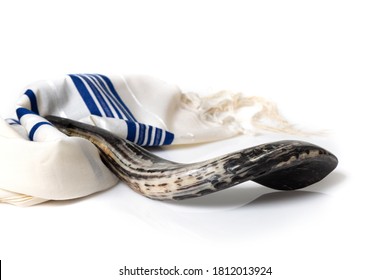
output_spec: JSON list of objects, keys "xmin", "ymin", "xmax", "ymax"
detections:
[{"xmin": 46, "ymin": 115, "xmax": 338, "ymax": 200}]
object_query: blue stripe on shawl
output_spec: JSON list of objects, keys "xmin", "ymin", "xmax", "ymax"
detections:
[
  {"xmin": 78, "ymin": 75, "xmax": 114, "ymax": 118},
  {"xmin": 86, "ymin": 74, "xmax": 124, "ymax": 119},
  {"xmin": 29, "ymin": 121, "xmax": 52, "ymax": 141},
  {"xmin": 69, "ymin": 74, "xmax": 102, "ymax": 116},
  {"xmin": 24, "ymin": 89, "xmax": 40, "ymax": 115},
  {"xmin": 98, "ymin": 74, "xmax": 137, "ymax": 122}
]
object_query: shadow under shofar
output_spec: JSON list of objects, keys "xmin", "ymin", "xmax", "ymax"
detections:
[
  {"xmin": 245, "ymin": 171, "xmax": 346, "ymax": 207},
  {"xmin": 46, "ymin": 115, "xmax": 339, "ymax": 202},
  {"xmin": 168, "ymin": 169, "xmax": 345, "ymax": 209}
]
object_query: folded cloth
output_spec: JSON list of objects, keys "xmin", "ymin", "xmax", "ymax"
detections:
[{"xmin": 0, "ymin": 74, "xmax": 296, "ymax": 206}]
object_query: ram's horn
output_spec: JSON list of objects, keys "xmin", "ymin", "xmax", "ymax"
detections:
[{"xmin": 46, "ymin": 115, "xmax": 338, "ymax": 200}]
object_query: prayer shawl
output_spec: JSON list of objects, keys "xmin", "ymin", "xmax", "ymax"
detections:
[{"xmin": 0, "ymin": 74, "xmax": 295, "ymax": 206}]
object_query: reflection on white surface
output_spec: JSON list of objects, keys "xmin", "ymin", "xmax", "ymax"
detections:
[
  {"xmin": 35, "ymin": 170, "xmax": 344, "ymax": 245},
  {"xmin": 108, "ymin": 173, "xmax": 342, "ymax": 241}
]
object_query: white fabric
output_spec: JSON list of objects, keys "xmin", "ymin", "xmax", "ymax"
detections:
[
  {"xmin": 0, "ymin": 118, "xmax": 118, "ymax": 206},
  {"xmin": 0, "ymin": 74, "xmax": 296, "ymax": 206}
]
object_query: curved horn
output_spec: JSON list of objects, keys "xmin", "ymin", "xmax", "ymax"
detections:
[{"xmin": 46, "ymin": 116, "xmax": 338, "ymax": 200}]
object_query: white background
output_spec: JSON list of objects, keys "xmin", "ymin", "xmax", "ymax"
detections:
[{"xmin": 1, "ymin": 0, "xmax": 389, "ymax": 279}]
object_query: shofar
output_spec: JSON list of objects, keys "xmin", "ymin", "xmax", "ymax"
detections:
[{"xmin": 46, "ymin": 115, "xmax": 338, "ymax": 200}]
